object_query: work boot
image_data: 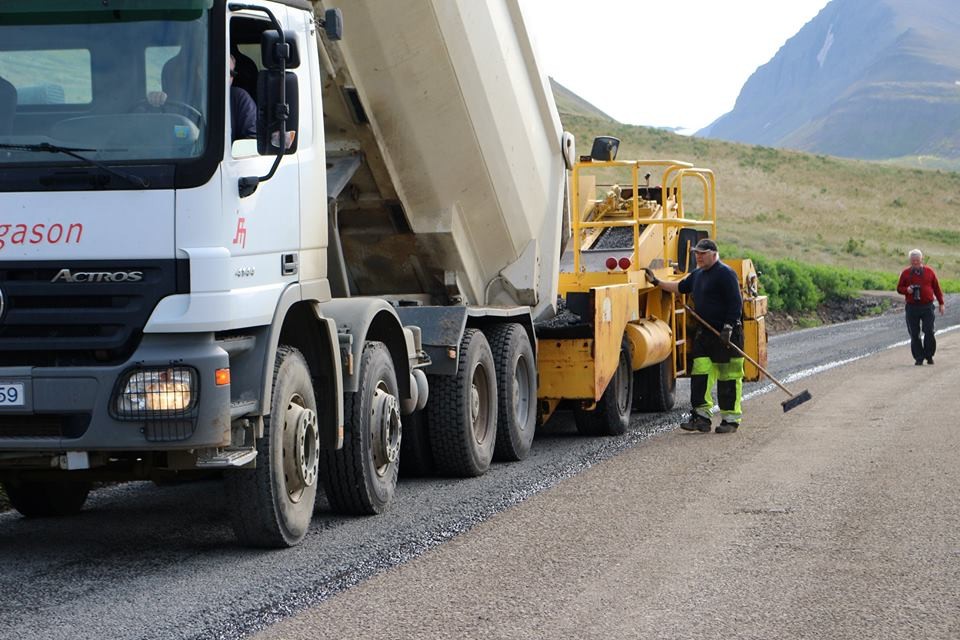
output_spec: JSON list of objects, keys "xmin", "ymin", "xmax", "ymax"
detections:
[
  {"xmin": 927, "ymin": 357, "xmax": 934, "ymax": 365},
  {"xmin": 915, "ymin": 360, "xmax": 924, "ymax": 366},
  {"xmin": 715, "ymin": 420, "xmax": 739, "ymax": 434},
  {"xmin": 680, "ymin": 413, "xmax": 711, "ymax": 433}
]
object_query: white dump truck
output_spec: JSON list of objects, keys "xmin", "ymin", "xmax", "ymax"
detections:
[
  {"xmin": 0, "ymin": 0, "xmax": 767, "ymax": 548},
  {"xmin": 0, "ymin": 0, "xmax": 571, "ymax": 547}
]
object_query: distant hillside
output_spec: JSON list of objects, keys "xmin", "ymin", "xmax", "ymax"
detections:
[
  {"xmin": 559, "ymin": 112, "xmax": 960, "ymax": 281},
  {"xmin": 550, "ymin": 78, "xmax": 616, "ymax": 122},
  {"xmin": 699, "ymin": 0, "xmax": 960, "ymax": 162}
]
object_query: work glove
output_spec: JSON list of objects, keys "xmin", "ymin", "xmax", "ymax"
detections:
[
  {"xmin": 719, "ymin": 323, "xmax": 733, "ymax": 347},
  {"xmin": 643, "ymin": 268, "xmax": 659, "ymax": 286}
]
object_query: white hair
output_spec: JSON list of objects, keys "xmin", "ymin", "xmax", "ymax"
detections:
[{"xmin": 909, "ymin": 249, "xmax": 923, "ymax": 259}]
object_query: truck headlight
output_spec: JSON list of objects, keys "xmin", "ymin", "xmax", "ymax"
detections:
[{"xmin": 113, "ymin": 367, "xmax": 198, "ymax": 418}]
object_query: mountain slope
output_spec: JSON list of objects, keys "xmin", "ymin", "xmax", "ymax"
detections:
[
  {"xmin": 550, "ymin": 78, "xmax": 616, "ymax": 122},
  {"xmin": 698, "ymin": 0, "xmax": 960, "ymax": 161}
]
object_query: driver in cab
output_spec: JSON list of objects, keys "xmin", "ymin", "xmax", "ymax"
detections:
[{"xmin": 147, "ymin": 52, "xmax": 255, "ymax": 141}]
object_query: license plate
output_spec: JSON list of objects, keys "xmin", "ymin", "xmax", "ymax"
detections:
[{"xmin": 0, "ymin": 383, "xmax": 25, "ymax": 406}]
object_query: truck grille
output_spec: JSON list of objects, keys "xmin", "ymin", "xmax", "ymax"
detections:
[
  {"xmin": 0, "ymin": 260, "xmax": 189, "ymax": 366},
  {"xmin": 0, "ymin": 414, "xmax": 91, "ymax": 439}
]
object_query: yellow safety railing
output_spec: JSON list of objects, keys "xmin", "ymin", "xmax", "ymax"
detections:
[
  {"xmin": 570, "ymin": 159, "xmax": 718, "ymax": 274},
  {"xmin": 666, "ymin": 167, "xmax": 717, "ymax": 268}
]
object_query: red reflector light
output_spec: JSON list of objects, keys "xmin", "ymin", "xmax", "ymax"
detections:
[
  {"xmin": 215, "ymin": 368, "xmax": 231, "ymax": 386},
  {"xmin": 605, "ymin": 257, "xmax": 618, "ymax": 270},
  {"xmin": 618, "ymin": 257, "xmax": 632, "ymax": 270}
]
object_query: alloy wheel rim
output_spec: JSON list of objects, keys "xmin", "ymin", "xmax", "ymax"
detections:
[
  {"xmin": 371, "ymin": 382, "xmax": 402, "ymax": 477},
  {"xmin": 282, "ymin": 393, "xmax": 319, "ymax": 503}
]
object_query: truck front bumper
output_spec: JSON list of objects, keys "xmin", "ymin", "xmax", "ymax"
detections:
[{"xmin": 0, "ymin": 334, "xmax": 231, "ymax": 452}]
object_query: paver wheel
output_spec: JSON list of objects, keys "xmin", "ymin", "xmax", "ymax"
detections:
[
  {"xmin": 633, "ymin": 356, "xmax": 676, "ymax": 412},
  {"xmin": 321, "ymin": 341, "xmax": 401, "ymax": 515},
  {"xmin": 574, "ymin": 340, "xmax": 633, "ymax": 436},
  {"xmin": 485, "ymin": 323, "xmax": 537, "ymax": 462},
  {"xmin": 427, "ymin": 329, "xmax": 498, "ymax": 477},
  {"xmin": 2, "ymin": 478, "xmax": 91, "ymax": 517},
  {"xmin": 225, "ymin": 346, "xmax": 319, "ymax": 548}
]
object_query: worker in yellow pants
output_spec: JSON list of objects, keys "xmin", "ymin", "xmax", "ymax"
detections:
[
  {"xmin": 686, "ymin": 324, "xmax": 745, "ymax": 433},
  {"xmin": 645, "ymin": 237, "xmax": 744, "ymax": 433}
]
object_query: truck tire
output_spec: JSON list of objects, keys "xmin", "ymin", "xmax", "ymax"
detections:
[
  {"xmin": 2, "ymin": 478, "xmax": 91, "ymax": 517},
  {"xmin": 574, "ymin": 340, "xmax": 633, "ymax": 436},
  {"xmin": 321, "ymin": 341, "xmax": 401, "ymax": 515},
  {"xmin": 399, "ymin": 410, "xmax": 434, "ymax": 477},
  {"xmin": 224, "ymin": 346, "xmax": 319, "ymax": 548},
  {"xmin": 427, "ymin": 329, "xmax": 498, "ymax": 477},
  {"xmin": 633, "ymin": 357, "xmax": 677, "ymax": 412},
  {"xmin": 485, "ymin": 323, "xmax": 537, "ymax": 462}
]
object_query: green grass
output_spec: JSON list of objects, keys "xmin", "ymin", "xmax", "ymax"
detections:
[
  {"xmin": 558, "ymin": 112, "xmax": 960, "ymax": 281},
  {"xmin": 796, "ymin": 317, "xmax": 823, "ymax": 329}
]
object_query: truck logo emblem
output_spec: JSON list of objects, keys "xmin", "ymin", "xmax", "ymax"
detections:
[
  {"xmin": 233, "ymin": 217, "xmax": 248, "ymax": 249},
  {"xmin": 50, "ymin": 269, "xmax": 144, "ymax": 283}
]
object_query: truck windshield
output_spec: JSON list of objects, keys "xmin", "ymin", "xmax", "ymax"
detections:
[{"xmin": 0, "ymin": 1, "xmax": 214, "ymax": 166}]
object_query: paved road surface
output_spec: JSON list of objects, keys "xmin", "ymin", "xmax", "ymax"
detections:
[
  {"xmin": 257, "ymin": 330, "xmax": 960, "ymax": 640},
  {"xmin": 1, "ymin": 297, "xmax": 957, "ymax": 639}
]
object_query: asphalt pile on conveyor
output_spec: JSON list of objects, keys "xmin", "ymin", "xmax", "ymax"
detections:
[
  {"xmin": 590, "ymin": 225, "xmax": 641, "ymax": 251},
  {"xmin": 535, "ymin": 297, "xmax": 593, "ymax": 339}
]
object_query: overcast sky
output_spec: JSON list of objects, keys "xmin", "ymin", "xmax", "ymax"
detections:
[{"xmin": 519, "ymin": 0, "xmax": 831, "ymax": 132}]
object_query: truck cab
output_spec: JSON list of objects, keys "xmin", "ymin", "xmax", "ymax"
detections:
[{"xmin": 0, "ymin": 0, "xmax": 428, "ymax": 547}]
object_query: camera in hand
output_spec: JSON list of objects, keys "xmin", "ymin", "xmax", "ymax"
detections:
[{"xmin": 911, "ymin": 284, "xmax": 922, "ymax": 301}]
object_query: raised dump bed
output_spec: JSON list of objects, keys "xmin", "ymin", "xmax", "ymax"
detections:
[{"xmin": 318, "ymin": 0, "xmax": 570, "ymax": 319}]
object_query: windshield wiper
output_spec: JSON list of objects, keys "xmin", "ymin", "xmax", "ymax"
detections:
[{"xmin": 0, "ymin": 142, "xmax": 148, "ymax": 188}]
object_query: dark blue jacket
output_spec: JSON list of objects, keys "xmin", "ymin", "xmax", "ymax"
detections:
[
  {"xmin": 677, "ymin": 261, "xmax": 742, "ymax": 330},
  {"xmin": 230, "ymin": 86, "xmax": 257, "ymax": 141}
]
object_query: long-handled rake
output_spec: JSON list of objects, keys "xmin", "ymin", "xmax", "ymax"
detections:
[{"xmin": 685, "ymin": 305, "xmax": 812, "ymax": 412}]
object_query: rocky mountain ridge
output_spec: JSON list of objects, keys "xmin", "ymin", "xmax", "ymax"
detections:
[{"xmin": 698, "ymin": 0, "xmax": 960, "ymax": 161}]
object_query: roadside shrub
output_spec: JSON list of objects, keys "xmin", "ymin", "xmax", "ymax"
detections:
[
  {"xmin": 771, "ymin": 260, "xmax": 822, "ymax": 312},
  {"xmin": 808, "ymin": 264, "xmax": 857, "ymax": 299},
  {"xmin": 732, "ymin": 252, "xmax": 940, "ymax": 312},
  {"xmin": 745, "ymin": 254, "xmax": 821, "ymax": 312}
]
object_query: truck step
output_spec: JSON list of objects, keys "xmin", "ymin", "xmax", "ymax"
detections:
[
  {"xmin": 195, "ymin": 448, "xmax": 257, "ymax": 469},
  {"xmin": 230, "ymin": 400, "xmax": 258, "ymax": 418}
]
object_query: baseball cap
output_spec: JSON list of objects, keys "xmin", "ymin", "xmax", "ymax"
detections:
[{"xmin": 691, "ymin": 238, "xmax": 718, "ymax": 253}]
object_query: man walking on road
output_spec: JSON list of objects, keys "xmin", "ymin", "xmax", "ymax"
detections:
[
  {"xmin": 897, "ymin": 249, "xmax": 945, "ymax": 365},
  {"xmin": 646, "ymin": 238, "xmax": 744, "ymax": 433}
]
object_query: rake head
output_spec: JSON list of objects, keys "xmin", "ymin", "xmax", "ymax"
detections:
[{"xmin": 781, "ymin": 389, "xmax": 812, "ymax": 413}]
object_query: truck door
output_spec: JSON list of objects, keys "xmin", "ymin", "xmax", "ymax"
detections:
[{"xmin": 220, "ymin": 4, "xmax": 302, "ymax": 277}]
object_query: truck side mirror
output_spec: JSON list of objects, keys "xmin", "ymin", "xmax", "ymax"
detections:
[
  {"xmin": 261, "ymin": 30, "xmax": 300, "ymax": 69},
  {"xmin": 322, "ymin": 8, "xmax": 343, "ymax": 41},
  {"xmin": 256, "ymin": 70, "xmax": 299, "ymax": 156}
]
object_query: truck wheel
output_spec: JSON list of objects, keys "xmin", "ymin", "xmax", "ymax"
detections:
[
  {"xmin": 574, "ymin": 340, "xmax": 633, "ymax": 436},
  {"xmin": 633, "ymin": 357, "xmax": 677, "ymax": 412},
  {"xmin": 224, "ymin": 346, "xmax": 319, "ymax": 548},
  {"xmin": 321, "ymin": 341, "xmax": 401, "ymax": 515},
  {"xmin": 399, "ymin": 410, "xmax": 434, "ymax": 477},
  {"xmin": 485, "ymin": 323, "xmax": 537, "ymax": 462},
  {"xmin": 428, "ymin": 329, "xmax": 498, "ymax": 477},
  {"xmin": 2, "ymin": 478, "xmax": 91, "ymax": 517}
]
